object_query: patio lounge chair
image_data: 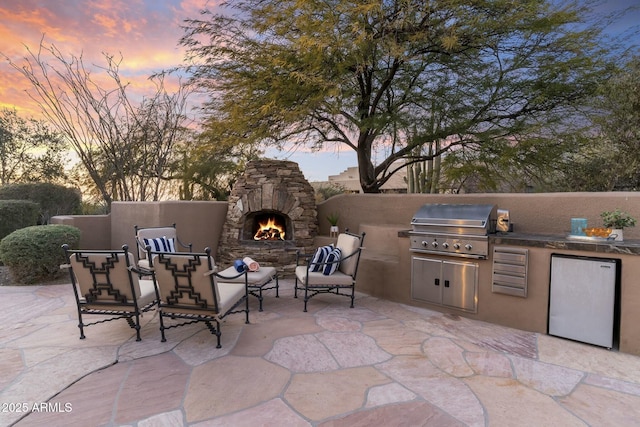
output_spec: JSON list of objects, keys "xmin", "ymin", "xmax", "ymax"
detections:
[
  {"xmin": 134, "ymin": 224, "xmax": 192, "ymax": 269},
  {"xmin": 147, "ymin": 247, "xmax": 250, "ymax": 348},
  {"xmin": 294, "ymin": 230, "xmax": 366, "ymax": 312},
  {"xmin": 61, "ymin": 244, "xmax": 159, "ymax": 341}
]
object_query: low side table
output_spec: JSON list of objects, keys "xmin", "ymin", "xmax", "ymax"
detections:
[{"xmin": 217, "ymin": 266, "xmax": 279, "ymax": 311}]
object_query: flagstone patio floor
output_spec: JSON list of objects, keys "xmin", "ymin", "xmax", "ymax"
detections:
[{"xmin": 2, "ymin": 279, "xmax": 640, "ymax": 426}]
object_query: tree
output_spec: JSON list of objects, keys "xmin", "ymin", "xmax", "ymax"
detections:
[
  {"xmin": 549, "ymin": 55, "xmax": 640, "ymax": 191},
  {"xmin": 179, "ymin": 0, "xmax": 620, "ymax": 192},
  {"xmin": 0, "ymin": 108, "xmax": 67, "ymax": 185},
  {"xmin": 3, "ymin": 41, "xmax": 194, "ymax": 208}
]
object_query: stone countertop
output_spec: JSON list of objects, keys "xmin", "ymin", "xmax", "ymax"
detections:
[
  {"xmin": 490, "ymin": 233, "xmax": 640, "ymax": 256},
  {"xmin": 398, "ymin": 229, "xmax": 640, "ymax": 255}
]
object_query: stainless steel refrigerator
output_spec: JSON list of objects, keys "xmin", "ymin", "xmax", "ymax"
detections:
[{"xmin": 548, "ymin": 254, "xmax": 620, "ymax": 349}]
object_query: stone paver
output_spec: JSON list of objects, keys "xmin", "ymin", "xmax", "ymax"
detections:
[{"xmin": 2, "ymin": 280, "xmax": 640, "ymax": 426}]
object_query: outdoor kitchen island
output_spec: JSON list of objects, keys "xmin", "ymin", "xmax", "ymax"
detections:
[{"xmin": 357, "ymin": 229, "xmax": 640, "ymax": 357}]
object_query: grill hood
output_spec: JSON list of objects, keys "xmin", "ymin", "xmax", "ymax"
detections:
[{"xmin": 411, "ymin": 203, "xmax": 497, "ymax": 237}]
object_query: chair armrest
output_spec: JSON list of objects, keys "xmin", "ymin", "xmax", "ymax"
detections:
[
  {"xmin": 215, "ymin": 269, "xmax": 249, "ymax": 296},
  {"xmin": 132, "ymin": 265, "xmax": 154, "ymax": 276},
  {"xmin": 175, "ymin": 237, "xmax": 192, "ymax": 252},
  {"xmin": 295, "ymin": 250, "xmax": 313, "ymax": 265},
  {"xmin": 215, "ymin": 268, "xmax": 248, "ymax": 281}
]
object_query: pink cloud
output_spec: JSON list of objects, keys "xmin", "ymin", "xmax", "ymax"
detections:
[{"xmin": 0, "ymin": 0, "xmax": 212, "ymax": 120}]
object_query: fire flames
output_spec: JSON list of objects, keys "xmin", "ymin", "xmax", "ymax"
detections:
[{"xmin": 253, "ymin": 216, "xmax": 286, "ymax": 240}]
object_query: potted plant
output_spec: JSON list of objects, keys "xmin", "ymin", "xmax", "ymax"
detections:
[
  {"xmin": 327, "ymin": 213, "xmax": 340, "ymax": 237},
  {"xmin": 601, "ymin": 209, "xmax": 636, "ymax": 241}
]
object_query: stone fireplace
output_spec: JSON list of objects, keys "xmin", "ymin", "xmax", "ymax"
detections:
[{"xmin": 218, "ymin": 159, "xmax": 318, "ymax": 276}]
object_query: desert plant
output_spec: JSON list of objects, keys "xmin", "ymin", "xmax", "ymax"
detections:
[
  {"xmin": 327, "ymin": 213, "xmax": 340, "ymax": 226},
  {"xmin": 601, "ymin": 209, "xmax": 637, "ymax": 229},
  {"xmin": 0, "ymin": 224, "xmax": 81, "ymax": 284}
]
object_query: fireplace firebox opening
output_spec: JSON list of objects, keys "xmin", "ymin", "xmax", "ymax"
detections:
[{"xmin": 243, "ymin": 211, "xmax": 291, "ymax": 241}]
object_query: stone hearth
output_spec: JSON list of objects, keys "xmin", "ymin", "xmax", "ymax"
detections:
[{"xmin": 218, "ymin": 159, "xmax": 318, "ymax": 276}]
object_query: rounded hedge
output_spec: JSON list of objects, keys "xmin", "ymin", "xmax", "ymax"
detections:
[
  {"xmin": 0, "ymin": 200, "xmax": 40, "ymax": 240},
  {"xmin": 0, "ymin": 182, "xmax": 82, "ymax": 224},
  {"xmin": 0, "ymin": 224, "xmax": 81, "ymax": 284}
]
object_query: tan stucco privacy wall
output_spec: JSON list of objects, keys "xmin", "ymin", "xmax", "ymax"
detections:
[
  {"xmin": 315, "ymin": 192, "xmax": 640, "ymax": 239},
  {"xmin": 52, "ymin": 193, "xmax": 640, "ymax": 355},
  {"xmin": 53, "ymin": 201, "xmax": 229, "ymax": 256}
]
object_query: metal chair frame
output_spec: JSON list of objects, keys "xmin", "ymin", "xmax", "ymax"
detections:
[
  {"xmin": 294, "ymin": 230, "xmax": 366, "ymax": 312},
  {"xmin": 147, "ymin": 247, "xmax": 249, "ymax": 348},
  {"xmin": 62, "ymin": 244, "xmax": 159, "ymax": 341}
]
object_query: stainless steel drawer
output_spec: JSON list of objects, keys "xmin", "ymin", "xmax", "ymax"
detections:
[{"xmin": 492, "ymin": 246, "xmax": 528, "ymax": 297}]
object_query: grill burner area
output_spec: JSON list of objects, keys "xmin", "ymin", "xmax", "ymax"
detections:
[{"xmin": 409, "ymin": 204, "xmax": 497, "ymax": 259}]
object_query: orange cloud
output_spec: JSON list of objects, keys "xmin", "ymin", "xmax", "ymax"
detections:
[{"xmin": 0, "ymin": 0, "xmax": 212, "ymax": 121}]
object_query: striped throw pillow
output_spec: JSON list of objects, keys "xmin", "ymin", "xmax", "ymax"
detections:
[
  {"xmin": 309, "ymin": 244, "xmax": 334, "ymax": 272},
  {"xmin": 322, "ymin": 247, "xmax": 342, "ymax": 275},
  {"xmin": 144, "ymin": 236, "xmax": 176, "ymax": 252}
]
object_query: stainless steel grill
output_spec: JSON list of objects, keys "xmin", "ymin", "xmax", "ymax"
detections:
[{"xmin": 409, "ymin": 203, "xmax": 497, "ymax": 259}]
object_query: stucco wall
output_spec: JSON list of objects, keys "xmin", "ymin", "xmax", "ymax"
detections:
[
  {"xmin": 316, "ymin": 192, "xmax": 640, "ymax": 239},
  {"xmin": 53, "ymin": 201, "xmax": 229, "ymax": 257},
  {"xmin": 110, "ymin": 201, "xmax": 229, "ymax": 257},
  {"xmin": 50, "ymin": 215, "xmax": 111, "ymax": 249}
]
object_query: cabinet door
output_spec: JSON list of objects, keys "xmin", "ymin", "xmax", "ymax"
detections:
[
  {"xmin": 441, "ymin": 260, "xmax": 478, "ymax": 312},
  {"xmin": 411, "ymin": 256, "xmax": 442, "ymax": 304}
]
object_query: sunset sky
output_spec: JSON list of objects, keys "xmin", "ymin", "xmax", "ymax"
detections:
[{"xmin": 0, "ymin": 0, "xmax": 638, "ymax": 181}]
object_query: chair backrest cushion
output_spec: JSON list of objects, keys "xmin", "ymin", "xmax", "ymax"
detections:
[
  {"xmin": 70, "ymin": 251, "xmax": 140, "ymax": 303},
  {"xmin": 336, "ymin": 233, "xmax": 361, "ymax": 276},
  {"xmin": 152, "ymin": 253, "xmax": 219, "ymax": 313},
  {"xmin": 136, "ymin": 226, "xmax": 178, "ymax": 259}
]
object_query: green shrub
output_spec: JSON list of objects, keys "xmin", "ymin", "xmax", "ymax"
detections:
[
  {"xmin": 0, "ymin": 225, "xmax": 81, "ymax": 284},
  {"xmin": 0, "ymin": 200, "xmax": 40, "ymax": 241},
  {"xmin": 0, "ymin": 183, "xmax": 82, "ymax": 224}
]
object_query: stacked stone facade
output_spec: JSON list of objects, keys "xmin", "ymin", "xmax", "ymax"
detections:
[{"xmin": 218, "ymin": 159, "xmax": 318, "ymax": 276}]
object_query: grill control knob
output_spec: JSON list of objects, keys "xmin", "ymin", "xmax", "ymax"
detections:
[
  {"xmin": 431, "ymin": 241, "xmax": 438, "ymax": 248},
  {"xmin": 421, "ymin": 241, "xmax": 428, "ymax": 247},
  {"xmin": 442, "ymin": 242, "xmax": 449, "ymax": 249},
  {"xmin": 453, "ymin": 243, "xmax": 461, "ymax": 250},
  {"xmin": 465, "ymin": 244, "xmax": 473, "ymax": 251}
]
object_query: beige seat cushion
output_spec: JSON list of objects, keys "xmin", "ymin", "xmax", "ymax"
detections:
[
  {"xmin": 217, "ymin": 266, "xmax": 277, "ymax": 285},
  {"xmin": 295, "ymin": 266, "xmax": 354, "ymax": 286},
  {"xmin": 216, "ymin": 282, "xmax": 247, "ymax": 314},
  {"xmin": 138, "ymin": 279, "xmax": 157, "ymax": 307}
]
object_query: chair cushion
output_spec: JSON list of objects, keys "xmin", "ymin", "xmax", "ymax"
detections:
[
  {"xmin": 216, "ymin": 282, "xmax": 247, "ymax": 314},
  {"xmin": 217, "ymin": 266, "xmax": 277, "ymax": 285},
  {"xmin": 144, "ymin": 236, "xmax": 175, "ymax": 253},
  {"xmin": 309, "ymin": 245, "xmax": 334, "ymax": 272},
  {"xmin": 138, "ymin": 279, "xmax": 157, "ymax": 307},
  {"xmin": 336, "ymin": 233, "xmax": 361, "ymax": 276},
  {"xmin": 322, "ymin": 247, "xmax": 342, "ymax": 275},
  {"xmin": 295, "ymin": 266, "xmax": 354, "ymax": 286}
]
